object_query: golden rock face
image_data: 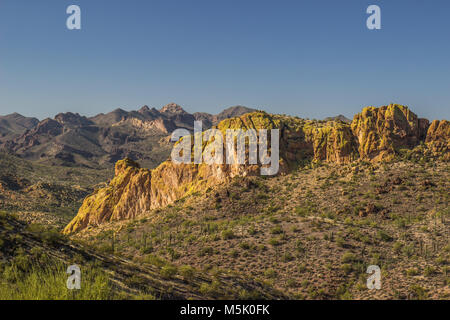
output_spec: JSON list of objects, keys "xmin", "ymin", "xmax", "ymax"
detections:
[
  {"xmin": 64, "ymin": 107, "xmax": 448, "ymax": 234},
  {"xmin": 351, "ymin": 104, "xmax": 429, "ymax": 161},
  {"xmin": 63, "ymin": 158, "xmax": 152, "ymax": 234},
  {"xmin": 426, "ymin": 119, "xmax": 450, "ymax": 159}
]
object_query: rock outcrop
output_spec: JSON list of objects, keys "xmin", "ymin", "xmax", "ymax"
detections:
[
  {"xmin": 63, "ymin": 158, "xmax": 152, "ymax": 233},
  {"xmin": 351, "ymin": 104, "xmax": 429, "ymax": 161},
  {"xmin": 425, "ymin": 120, "xmax": 450, "ymax": 159}
]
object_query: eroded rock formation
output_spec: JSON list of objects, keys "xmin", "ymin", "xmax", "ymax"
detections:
[
  {"xmin": 426, "ymin": 120, "xmax": 450, "ymax": 159},
  {"xmin": 351, "ymin": 104, "xmax": 429, "ymax": 161}
]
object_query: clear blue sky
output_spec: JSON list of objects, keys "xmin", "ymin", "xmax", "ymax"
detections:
[{"xmin": 1, "ymin": 0, "xmax": 449, "ymax": 120}]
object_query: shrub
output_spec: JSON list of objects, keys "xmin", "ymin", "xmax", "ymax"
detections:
[
  {"xmin": 270, "ymin": 226, "xmax": 283, "ymax": 235},
  {"xmin": 377, "ymin": 230, "xmax": 393, "ymax": 242},
  {"xmin": 282, "ymin": 252, "xmax": 294, "ymax": 262},
  {"xmin": 229, "ymin": 249, "xmax": 239, "ymax": 258},
  {"xmin": 268, "ymin": 238, "xmax": 280, "ymax": 246},
  {"xmin": 222, "ymin": 229, "xmax": 235, "ymax": 240},
  {"xmin": 424, "ymin": 266, "xmax": 435, "ymax": 277},
  {"xmin": 295, "ymin": 206, "xmax": 308, "ymax": 216},
  {"xmin": 409, "ymin": 285, "xmax": 428, "ymax": 300},
  {"xmin": 264, "ymin": 269, "xmax": 277, "ymax": 278},
  {"xmin": 298, "ymin": 264, "xmax": 307, "ymax": 273},
  {"xmin": 336, "ymin": 237, "xmax": 346, "ymax": 248},
  {"xmin": 406, "ymin": 268, "xmax": 419, "ymax": 277},
  {"xmin": 341, "ymin": 252, "xmax": 357, "ymax": 263},
  {"xmin": 239, "ymin": 242, "xmax": 251, "ymax": 250},
  {"xmin": 160, "ymin": 265, "xmax": 178, "ymax": 279},
  {"xmin": 26, "ymin": 224, "xmax": 66, "ymax": 245},
  {"xmin": 198, "ymin": 246, "xmax": 214, "ymax": 257},
  {"xmin": 341, "ymin": 264, "xmax": 352, "ymax": 274}
]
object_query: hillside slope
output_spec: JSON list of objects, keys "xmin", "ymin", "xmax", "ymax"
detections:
[
  {"xmin": 73, "ymin": 159, "xmax": 449, "ymax": 300},
  {"xmin": 0, "ymin": 212, "xmax": 285, "ymax": 299}
]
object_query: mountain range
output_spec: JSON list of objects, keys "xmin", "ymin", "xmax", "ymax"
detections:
[{"xmin": 0, "ymin": 104, "xmax": 256, "ymax": 168}]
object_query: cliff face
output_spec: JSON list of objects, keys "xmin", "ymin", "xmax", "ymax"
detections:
[
  {"xmin": 426, "ymin": 120, "xmax": 450, "ymax": 159},
  {"xmin": 309, "ymin": 123, "xmax": 358, "ymax": 164},
  {"xmin": 63, "ymin": 158, "xmax": 152, "ymax": 233},
  {"xmin": 351, "ymin": 104, "xmax": 429, "ymax": 161},
  {"xmin": 64, "ymin": 106, "xmax": 448, "ymax": 234}
]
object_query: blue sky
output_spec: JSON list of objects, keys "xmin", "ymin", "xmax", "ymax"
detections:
[{"xmin": 0, "ymin": 0, "xmax": 449, "ymax": 120}]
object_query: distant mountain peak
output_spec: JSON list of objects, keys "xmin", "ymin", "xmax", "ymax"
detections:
[
  {"xmin": 55, "ymin": 112, "xmax": 93, "ymax": 126},
  {"xmin": 324, "ymin": 114, "xmax": 351, "ymax": 123},
  {"xmin": 3, "ymin": 112, "xmax": 35, "ymax": 121},
  {"xmin": 216, "ymin": 105, "xmax": 257, "ymax": 121},
  {"xmin": 160, "ymin": 103, "xmax": 186, "ymax": 114},
  {"xmin": 112, "ymin": 108, "xmax": 127, "ymax": 114},
  {"xmin": 139, "ymin": 105, "xmax": 151, "ymax": 113}
]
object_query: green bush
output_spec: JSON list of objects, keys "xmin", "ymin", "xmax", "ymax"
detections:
[
  {"xmin": 264, "ymin": 269, "xmax": 277, "ymax": 278},
  {"xmin": 222, "ymin": 229, "xmax": 235, "ymax": 240},
  {"xmin": 341, "ymin": 252, "xmax": 357, "ymax": 263},
  {"xmin": 270, "ymin": 226, "xmax": 283, "ymax": 235},
  {"xmin": 179, "ymin": 265, "xmax": 195, "ymax": 279},
  {"xmin": 160, "ymin": 265, "xmax": 178, "ymax": 279},
  {"xmin": 377, "ymin": 230, "xmax": 393, "ymax": 242},
  {"xmin": 198, "ymin": 247, "xmax": 214, "ymax": 257},
  {"xmin": 268, "ymin": 238, "xmax": 280, "ymax": 246}
]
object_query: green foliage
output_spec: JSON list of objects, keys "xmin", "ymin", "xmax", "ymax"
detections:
[
  {"xmin": 264, "ymin": 269, "xmax": 277, "ymax": 278},
  {"xmin": 179, "ymin": 265, "xmax": 195, "ymax": 279},
  {"xmin": 0, "ymin": 263, "xmax": 115, "ymax": 300},
  {"xmin": 376, "ymin": 230, "xmax": 393, "ymax": 242},
  {"xmin": 221, "ymin": 229, "xmax": 235, "ymax": 240},
  {"xmin": 26, "ymin": 224, "xmax": 66, "ymax": 245},
  {"xmin": 270, "ymin": 225, "xmax": 283, "ymax": 235},
  {"xmin": 160, "ymin": 265, "xmax": 178, "ymax": 279}
]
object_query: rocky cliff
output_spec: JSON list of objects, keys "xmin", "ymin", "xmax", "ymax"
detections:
[
  {"xmin": 63, "ymin": 158, "xmax": 152, "ymax": 233},
  {"xmin": 425, "ymin": 119, "xmax": 450, "ymax": 159},
  {"xmin": 351, "ymin": 104, "xmax": 429, "ymax": 161}
]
